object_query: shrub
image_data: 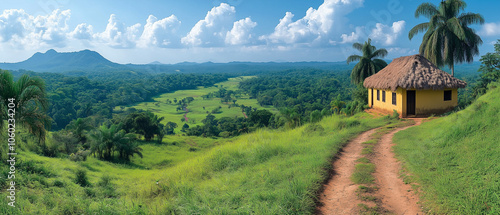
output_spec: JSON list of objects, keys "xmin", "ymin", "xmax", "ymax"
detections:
[
  {"xmin": 53, "ymin": 180, "xmax": 65, "ymax": 187},
  {"xmin": 75, "ymin": 169, "xmax": 91, "ymax": 187}
]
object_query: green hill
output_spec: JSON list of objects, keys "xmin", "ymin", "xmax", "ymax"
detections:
[
  {"xmin": 0, "ymin": 112, "xmax": 396, "ymax": 214},
  {"xmin": 393, "ymin": 82, "xmax": 500, "ymax": 214}
]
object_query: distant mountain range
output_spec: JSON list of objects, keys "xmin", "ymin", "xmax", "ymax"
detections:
[{"xmin": 0, "ymin": 49, "xmax": 480, "ymax": 76}]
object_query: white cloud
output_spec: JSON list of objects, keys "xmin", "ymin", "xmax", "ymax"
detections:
[
  {"xmin": 0, "ymin": 9, "xmax": 70, "ymax": 48},
  {"xmin": 260, "ymin": 0, "xmax": 364, "ymax": 45},
  {"xmin": 182, "ymin": 3, "xmax": 236, "ymax": 47},
  {"xmin": 481, "ymin": 22, "xmax": 500, "ymax": 36},
  {"xmin": 70, "ymin": 23, "xmax": 93, "ymax": 40},
  {"xmin": 369, "ymin": 20, "xmax": 405, "ymax": 45},
  {"xmin": 94, "ymin": 14, "xmax": 141, "ymax": 48},
  {"xmin": 138, "ymin": 14, "xmax": 181, "ymax": 48},
  {"xmin": 225, "ymin": 17, "xmax": 257, "ymax": 45},
  {"xmin": 340, "ymin": 26, "xmax": 363, "ymax": 44}
]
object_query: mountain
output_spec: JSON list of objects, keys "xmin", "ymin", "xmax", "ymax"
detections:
[{"xmin": 0, "ymin": 49, "xmax": 129, "ymax": 73}]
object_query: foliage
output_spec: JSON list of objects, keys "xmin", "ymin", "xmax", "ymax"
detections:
[
  {"xmin": 408, "ymin": 0, "xmax": 484, "ymax": 76},
  {"xmin": 87, "ymin": 124, "xmax": 142, "ymax": 161},
  {"xmin": 0, "ymin": 70, "xmax": 51, "ymax": 143},
  {"xmin": 75, "ymin": 169, "xmax": 91, "ymax": 187},
  {"xmin": 473, "ymin": 40, "xmax": 500, "ymax": 98},
  {"xmin": 347, "ymin": 38, "xmax": 388, "ymax": 84},
  {"xmin": 122, "ymin": 111, "xmax": 163, "ymax": 142}
]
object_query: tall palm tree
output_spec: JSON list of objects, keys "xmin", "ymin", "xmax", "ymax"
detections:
[
  {"xmin": 347, "ymin": 38, "xmax": 388, "ymax": 84},
  {"xmin": 0, "ymin": 70, "xmax": 51, "ymax": 143},
  {"xmin": 408, "ymin": 0, "xmax": 484, "ymax": 76}
]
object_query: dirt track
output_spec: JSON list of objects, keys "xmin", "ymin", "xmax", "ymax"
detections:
[{"xmin": 318, "ymin": 119, "xmax": 423, "ymax": 214}]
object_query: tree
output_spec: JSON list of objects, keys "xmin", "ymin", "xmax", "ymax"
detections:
[
  {"xmin": 0, "ymin": 70, "xmax": 51, "ymax": 143},
  {"xmin": 330, "ymin": 94, "xmax": 346, "ymax": 114},
  {"xmin": 88, "ymin": 124, "xmax": 142, "ymax": 161},
  {"xmin": 66, "ymin": 117, "xmax": 93, "ymax": 144},
  {"xmin": 122, "ymin": 112, "xmax": 163, "ymax": 141},
  {"xmin": 408, "ymin": 0, "xmax": 484, "ymax": 76},
  {"xmin": 347, "ymin": 38, "xmax": 388, "ymax": 84},
  {"xmin": 165, "ymin": 121, "xmax": 178, "ymax": 135},
  {"xmin": 249, "ymin": 109, "xmax": 273, "ymax": 127},
  {"xmin": 474, "ymin": 40, "xmax": 500, "ymax": 97}
]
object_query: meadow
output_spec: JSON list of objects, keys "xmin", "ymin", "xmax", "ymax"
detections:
[
  {"xmin": 393, "ymin": 82, "xmax": 500, "ymax": 214},
  {"xmin": 0, "ymin": 112, "xmax": 396, "ymax": 214},
  {"xmin": 115, "ymin": 76, "xmax": 278, "ymax": 133}
]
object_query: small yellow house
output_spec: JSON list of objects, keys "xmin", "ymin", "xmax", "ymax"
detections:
[{"xmin": 363, "ymin": 55, "xmax": 467, "ymax": 117}]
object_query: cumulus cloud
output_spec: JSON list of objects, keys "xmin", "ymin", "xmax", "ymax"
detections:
[
  {"xmin": 225, "ymin": 17, "xmax": 257, "ymax": 45},
  {"xmin": 138, "ymin": 14, "xmax": 181, "ymax": 48},
  {"xmin": 182, "ymin": 3, "xmax": 236, "ymax": 46},
  {"xmin": 340, "ymin": 26, "xmax": 363, "ymax": 44},
  {"xmin": 94, "ymin": 14, "xmax": 141, "ymax": 48},
  {"xmin": 69, "ymin": 23, "xmax": 93, "ymax": 40},
  {"xmin": 0, "ymin": 9, "xmax": 70, "ymax": 48},
  {"xmin": 369, "ymin": 20, "xmax": 405, "ymax": 45},
  {"xmin": 260, "ymin": 0, "xmax": 364, "ymax": 45},
  {"xmin": 481, "ymin": 22, "xmax": 500, "ymax": 36}
]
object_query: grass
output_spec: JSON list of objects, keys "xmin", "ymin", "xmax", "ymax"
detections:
[
  {"xmin": 393, "ymin": 82, "xmax": 500, "ymax": 214},
  {"xmin": 115, "ymin": 76, "xmax": 278, "ymax": 133},
  {"xmin": 0, "ymin": 112, "xmax": 395, "ymax": 214}
]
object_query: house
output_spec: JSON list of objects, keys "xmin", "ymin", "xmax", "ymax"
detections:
[{"xmin": 363, "ymin": 55, "xmax": 467, "ymax": 117}]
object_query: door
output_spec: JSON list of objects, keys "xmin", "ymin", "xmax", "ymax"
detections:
[
  {"xmin": 371, "ymin": 89, "xmax": 374, "ymax": 107},
  {"xmin": 407, "ymin": 90, "xmax": 416, "ymax": 115}
]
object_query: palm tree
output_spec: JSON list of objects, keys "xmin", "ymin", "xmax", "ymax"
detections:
[
  {"xmin": 347, "ymin": 38, "xmax": 388, "ymax": 84},
  {"xmin": 0, "ymin": 70, "xmax": 51, "ymax": 143},
  {"xmin": 408, "ymin": 0, "xmax": 484, "ymax": 76},
  {"xmin": 88, "ymin": 124, "xmax": 142, "ymax": 161},
  {"xmin": 66, "ymin": 118, "xmax": 93, "ymax": 144}
]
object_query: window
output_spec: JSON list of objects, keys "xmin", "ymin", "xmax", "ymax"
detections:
[
  {"xmin": 444, "ymin": 90, "xmax": 452, "ymax": 101},
  {"xmin": 377, "ymin": 90, "xmax": 380, "ymax": 101},
  {"xmin": 382, "ymin": 91, "xmax": 386, "ymax": 102},
  {"xmin": 392, "ymin": 92, "xmax": 397, "ymax": 105}
]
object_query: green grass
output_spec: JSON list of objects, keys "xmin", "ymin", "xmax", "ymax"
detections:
[
  {"xmin": 393, "ymin": 82, "xmax": 500, "ymax": 214},
  {"xmin": 115, "ymin": 76, "xmax": 278, "ymax": 133},
  {"xmin": 0, "ymin": 112, "xmax": 395, "ymax": 214},
  {"xmin": 351, "ymin": 163, "xmax": 375, "ymax": 184}
]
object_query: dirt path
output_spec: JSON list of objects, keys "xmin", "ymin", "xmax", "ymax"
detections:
[
  {"xmin": 318, "ymin": 119, "xmax": 424, "ymax": 215},
  {"xmin": 371, "ymin": 118, "xmax": 423, "ymax": 215},
  {"xmin": 318, "ymin": 128, "xmax": 378, "ymax": 214},
  {"xmin": 183, "ymin": 107, "xmax": 189, "ymax": 122}
]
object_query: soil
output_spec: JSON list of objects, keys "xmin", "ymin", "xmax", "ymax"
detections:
[
  {"xmin": 371, "ymin": 118, "xmax": 423, "ymax": 215},
  {"xmin": 318, "ymin": 119, "xmax": 424, "ymax": 214},
  {"xmin": 317, "ymin": 129, "xmax": 378, "ymax": 214}
]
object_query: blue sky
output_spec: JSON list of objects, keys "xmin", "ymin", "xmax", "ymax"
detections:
[{"xmin": 0, "ymin": 0, "xmax": 499, "ymax": 64}]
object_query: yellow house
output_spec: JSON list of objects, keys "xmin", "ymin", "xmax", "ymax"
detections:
[{"xmin": 363, "ymin": 55, "xmax": 466, "ymax": 117}]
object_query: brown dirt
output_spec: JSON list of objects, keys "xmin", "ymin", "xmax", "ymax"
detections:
[
  {"xmin": 318, "ymin": 119, "xmax": 424, "ymax": 215},
  {"xmin": 317, "ymin": 128, "xmax": 378, "ymax": 215},
  {"xmin": 371, "ymin": 118, "xmax": 424, "ymax": 215}
]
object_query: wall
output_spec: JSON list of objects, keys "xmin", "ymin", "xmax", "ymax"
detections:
[
  {"xmin": 368, "ymin": 88, "xmax": 458, "ymax": 117},
  {"xmin": 368, "ymin": 88, "xmax": 403, "ymax": 116},
  {"xmin": 415, "ymin": 88, "xmax": 457, "ymax": 115}
]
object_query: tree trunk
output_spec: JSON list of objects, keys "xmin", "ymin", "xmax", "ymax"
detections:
[{"xmin": 451, "ymin": 64, "xmax": 455, "ymax": 77}]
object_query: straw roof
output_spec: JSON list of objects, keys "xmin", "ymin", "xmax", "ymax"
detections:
[{"xmin": 363, "ymin": 55, "xmax": 467, "ymax": 91}]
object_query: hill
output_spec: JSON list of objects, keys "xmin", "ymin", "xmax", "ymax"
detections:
[
  {"xmin": 0, "ymin": 49, "xmax": 129, "ymax": 73},
  {"xmin": 393, "ymin": 82, "xmax": 500, "ymax": 214}
]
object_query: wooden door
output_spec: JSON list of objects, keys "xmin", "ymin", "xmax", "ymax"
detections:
[{"xmin": 407, "ymin": 90, "xmax": 416, "ymax": 115}]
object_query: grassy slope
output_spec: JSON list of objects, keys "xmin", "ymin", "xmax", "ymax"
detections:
[
  {"xmin": 0, "ymin": 113, "xmax": 394, "ymax": 214},
  {"xmin": 116, "ymin": 76, "xmax": 278, "ymax": 132},
  {"xmin": 393, "ymin": 83, "xmax": 500, "ymax": 214}
]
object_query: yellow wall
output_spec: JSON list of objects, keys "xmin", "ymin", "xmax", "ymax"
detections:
[
  {"xmin": 414, "ymin": 88, "xmax": 457, "ymax": 115},
  {"xmin": 367, "ymin": 88, "xmax": 458, "ymax": 117},
  {"xmin": 368, "ymin": 88, "xmax": 403, "ymax": 116}
]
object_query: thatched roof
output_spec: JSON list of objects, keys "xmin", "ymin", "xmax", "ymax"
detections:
[{"xmin": 363, "ymin": 55, "xmax": 467, "ymax": 91}]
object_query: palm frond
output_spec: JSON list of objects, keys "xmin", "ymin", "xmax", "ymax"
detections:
[
  {"xmin": 458, "ymin": 12, "xmax": 485, "ymax": 26},
  {"xmin": 372, "ymin": 49, "xmax": 388, "ymax": 59},
  {"xmin": 415, "ymin": 3, "xmax": 439, "ymax": 19},
  {"xmin": 346, "ymin": 55, "xmax": 362, "ymax": 64},
  {"xmin": 409, "ymin": 22, "xmax": 430, "ymax": 40}
]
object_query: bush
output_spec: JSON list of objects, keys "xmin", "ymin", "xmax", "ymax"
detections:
[
  {"xmin": 53, "ymin": 180, "xmax": 65, "ymax": 187},
  {"xmin": 75, "ymin": 169, "xmax": 91, "ymax": 187}
]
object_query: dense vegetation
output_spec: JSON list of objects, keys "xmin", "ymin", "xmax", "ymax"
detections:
[{"xmin": 9, "ymin": 70, "xmax": 229, "ymax": 130}]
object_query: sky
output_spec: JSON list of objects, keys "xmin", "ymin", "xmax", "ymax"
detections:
[{"xmin": 0, "ymin": 0, "xmax": 499, "ymax": 64}]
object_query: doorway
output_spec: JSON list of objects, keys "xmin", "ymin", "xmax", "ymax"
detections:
[{"xmin": 407, "ymin": 90, "xmax": 416, "ymax": 115}]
